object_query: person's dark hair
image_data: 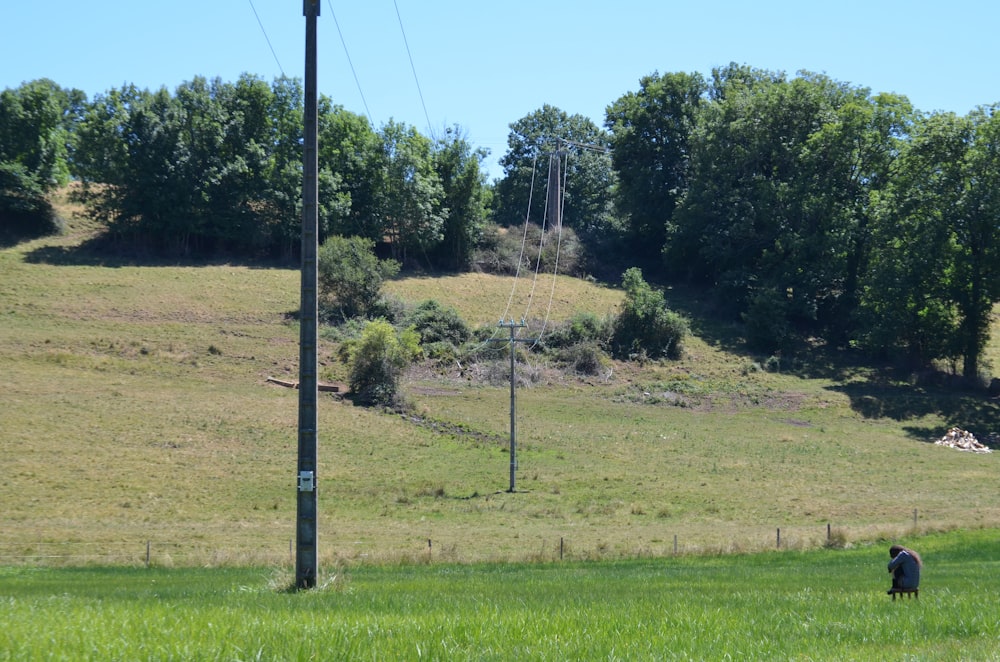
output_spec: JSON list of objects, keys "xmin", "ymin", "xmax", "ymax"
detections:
[{"xmin": 889, "ymin": 544, "xmax": 923, "ymax": 567}]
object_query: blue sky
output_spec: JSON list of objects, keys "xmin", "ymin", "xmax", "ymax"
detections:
[{"xmin": 3, "ymin": 1, "xmax": 997, "ymax": 180}]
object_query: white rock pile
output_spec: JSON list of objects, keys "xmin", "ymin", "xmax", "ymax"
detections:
[{"xmin": 934, "ymin": 427, "xmax": 993, "ymax": 453}]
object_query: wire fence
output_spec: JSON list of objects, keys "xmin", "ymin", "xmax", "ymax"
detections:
[
  {"xmin": 0, "ymin": 511, "xmax": 936, "ymax": 568},
  {"xmin": 0, "ymin": 540, "xmax": 294, "ymax": 568}
]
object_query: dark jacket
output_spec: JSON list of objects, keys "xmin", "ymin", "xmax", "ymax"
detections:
[{"xmin": 888, "ymin": 550, "xmax": 920, "ymax": 589}]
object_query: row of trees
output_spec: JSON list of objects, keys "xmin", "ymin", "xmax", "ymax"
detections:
[
  {"xmin": 2, "ymin": 68, "xmax": 998, "ymax": 380},
  {"xmin": 67, "ymin": 75, "xmax": 492, "ymax": 267},
  {"xmin": 604, "ymin": 65, "xmax": 999, "ymax": 380}
]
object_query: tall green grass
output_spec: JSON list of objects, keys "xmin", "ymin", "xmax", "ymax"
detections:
[{"xmin": 2, "ymin": 529, "xmax": 999, "ymax": 660}]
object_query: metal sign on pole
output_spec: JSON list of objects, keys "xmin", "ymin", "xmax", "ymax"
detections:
[{"xmin": 295, "ymin": 0, "xmax": 320, "ymax": 590}]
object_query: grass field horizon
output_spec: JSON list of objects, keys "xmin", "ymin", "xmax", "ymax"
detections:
[{"xmin": 2, "ymin": 204, "xmax": 999, "ymax": 568}]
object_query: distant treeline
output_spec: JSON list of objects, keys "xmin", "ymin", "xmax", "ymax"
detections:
[{"xmin": 2, "ymin": 65, "xmax": 998, "ymax": 380}]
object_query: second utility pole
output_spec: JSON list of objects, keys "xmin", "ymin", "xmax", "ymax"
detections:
[{"xmin": 496, "ymin": 319, "xmax": 533, "ymax": 492}]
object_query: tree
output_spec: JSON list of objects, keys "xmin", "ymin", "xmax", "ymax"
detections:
[
  {"xmin": 605, "ymin": 71, "xmax": 705, "ymax": 264},
  {"xmin": 372, "ymin": 121, "xmax": 446, "ymax": 264},
  {"xmin": 428, "ymin": 125, "xmax": 491, "ymax": 271},
  {"xmin": 347, "ymin": 319, "xmax": 420, "ymax": 407},
  {"xmin": 863, "ymin": 108, "xmax": 1000, "ymax": 378},
  {"xmin": 495, "ymin": 105, "xmax": 614, "ymax": 231},
  {"xmin": 0, "ymin": 79, "xmax": 81, "ymax": 189},
  {"xmin": 73, "ymin": 76, "xmax": 340, "ymax": 258},
  {"xmin": 670, "ymin": 66, "xmax": 909, "ymax": 348},
  {"xmin": 318, "ymin": 101, "xmax": 379, "ymax": 243},
  {"xmin": 317, "ymin": 235, "xmax": 399, "ymax": 321},
  {"xmin": 0, "ymin": 79, "xmax": 83, "ymax": 240},
  {"xmin": 266, "ymin": 76, "xmax": 308, "ymax": 257}
]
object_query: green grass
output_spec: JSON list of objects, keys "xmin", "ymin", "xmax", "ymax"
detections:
[
  {"xmin": 3, "ymin": 529, "xmax": 999, "ymax": 660},
  {"xmin": 1, "ymin": 211, "xmax": 999, "ymax": 567}
]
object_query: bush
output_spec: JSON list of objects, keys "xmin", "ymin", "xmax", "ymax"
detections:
[
  {"xmin": 742, "ymin": 288, "xmax": 793, "ymax": 353},
  {"xmin": 556, "ymin": 341, "xmax": 609, "ymax": 376},
  {"xmin": 471, "ymin": 222, "xmax": 582, "ymax": 276},
  {"xmin": 346, "ymin": 319, "xmax": 420, "ymax": 407},
  {"xmin": 0, "ymin": 162, "xmax": 62, "ymax": 243},
  {"xmin": 402, "ymin": 299, "xmax": 471, "ymax": 347},
  {"xmin": 544, "ymin": 311, "xmax": 612, "ymax": 350}
]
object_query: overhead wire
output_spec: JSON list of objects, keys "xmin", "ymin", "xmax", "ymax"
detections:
[
  {"xmin": 393, "ymin": 0, "xmax": 435, "ymax": 139},
  {"xmin": 500, "ymin": 155, "xmax": 539, "ymax": 325},
  {"xmin": 520, "ymin": 154, "xmax": 553, "ymax": 324},
  {"xmin": 247, "ymin": 0, "xmax": 285, "ymax": 77},
  {"xmin": 330, "ymin": 5, "xmax": 375, "ymax": 127},
  {"xmin": 530, "ymin": 151, "xmax": 570, "ymax": 349},
  {"xmin": 465, "ymin": 155, "xmax": 540, "ymax": 359}
]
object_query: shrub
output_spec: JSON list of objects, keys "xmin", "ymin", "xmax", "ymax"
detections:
[
  {"xmin": 742, "ymin": 288, "xmax": 793, "ymax": 353},
  {"xmin": 471, "ymin": 222, "xmax": 582, "ymax": 276},
  {"xmin": 556, "ymin": 341, "xmax": 609, "ymax": 376},
  {"xmin": 402, "ymin": 299, "xmax": 471, "ymax": 347},
  {"xmin": 0, "ymin": 162, "xmax": 62, "ymax": 243},
  {"xmin": 544, "ymin": 311, "xmax": 612, "ymax": 350},
  {"xmin": 346, "ymin": 319, "xmax": 420, "ymax": 407}
]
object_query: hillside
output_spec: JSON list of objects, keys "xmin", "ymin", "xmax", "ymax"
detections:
[{"xmin": 1, "ymin": 211, "xmax": 999, "ymax": 566}]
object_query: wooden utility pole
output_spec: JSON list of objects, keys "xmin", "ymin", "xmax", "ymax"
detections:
[{"xmin": 295, "ymin": 0, "xmax": 320, "ymax": 590}]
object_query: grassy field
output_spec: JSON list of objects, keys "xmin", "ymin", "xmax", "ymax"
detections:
[
  {"xmin": 1, "ymin": 204, "xmax": 999, "ymax": 567},
  {"xmin": 2, "ymin": 529, "xmax": 999, "ymax": 660}
]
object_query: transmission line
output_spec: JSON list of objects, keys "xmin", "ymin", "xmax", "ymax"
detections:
[
  {"xmin": 330, "ymin": 5, "xmax": 374, "ymax": 126},
  {"xmin": 247, "ymin": 0, "xmax": 285, "ymax": 76},
  {"xmin": 393, "ymin": 0, "xmax": 435, "ymax": 138},
  {"xmin": 531, "ymin": 151, "xmax": 570, "ymax": 348}
]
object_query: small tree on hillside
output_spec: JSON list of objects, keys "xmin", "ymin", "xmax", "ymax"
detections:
[
  {"xmin": 611, "ymin": 267, "xmax": 689, "ymax": 360},
  {"xmin": 318, "ymin": 235, "xmax": 399, "ymax": 321}
]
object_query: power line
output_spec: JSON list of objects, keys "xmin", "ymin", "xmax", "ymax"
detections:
[
  {"xmin": 393, "ymin": 0, "xmax": 435, "ymax": 138},
  {"xmin": 465, "ymin": 156, "xmax": 541, "ymax": 360},
  {"xmin": 531, "ymin": 152, "xmax": 569, "ymax": 348},
  {"xmin": 501, "ymin": 155, "xmax": 538, "ymax": 324},
  {"xmin": 247, "ymin": 0, "xmax": 284, "ymax": 77},
  {"xmin": 330, "ymin": 5, "xmax": 374, "ymax": 127}
]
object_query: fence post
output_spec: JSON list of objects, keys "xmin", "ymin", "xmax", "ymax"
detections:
[
  {"xmin": 913, "ymin": 509, "xmax": 918, "ymax": 528},
  {"xmin": 827, "ymin": 523, "xmax": 831, "ymax": 542},
  {"xmin": 674, "ymin": 534, "xmax": 678, "ymax": 555},
  {"xmin": 146, "ymin": 540, "xmax": 151, "ymax": 568},
  {"xmin": 560, "ymin": 537, "xmax": 564, "ymax": 560},
  {"xmin": 776, "ymin": 528, "xmax": 781, "ymax": 549}
]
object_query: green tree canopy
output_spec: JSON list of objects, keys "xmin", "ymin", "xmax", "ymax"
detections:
[
  {"xmin": 0, "ymin": 79, "xmax": 83, "ymax": 240},
  {"xmin": 605, "ymin": 70, "xmax": 705, "ymax": 264},
  {"xmin": 428, "ymin": 126, "xmax": 492, "ymax": 271},
  {"xmin": 862, "ymin": 108, "xmax": 1000, "ymax": 379},
  {"xmin": 495, "ymin": 106, "xmax": 614, "ymax": 231},
  {"xmin": 669, "ymin": 66, "xmax": 911, "ymax": 348}
]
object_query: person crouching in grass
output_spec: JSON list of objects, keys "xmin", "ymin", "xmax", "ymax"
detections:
[{"xmin": 888, "ymin": 544, "xmax": 922, "ymax": 594}]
